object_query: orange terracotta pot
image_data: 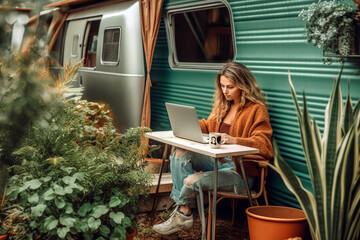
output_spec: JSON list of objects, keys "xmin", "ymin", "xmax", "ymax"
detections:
[
  {"xmin": 126, "ymin": 227, "xmax": 136, "ymax": 240},
  {"xmin": 246, "ymin": 206, "xmax": 310, "ymax": 240},
  {"xmin": 0, "ymin": 234, "xmax": 8, "ymax": 240}
]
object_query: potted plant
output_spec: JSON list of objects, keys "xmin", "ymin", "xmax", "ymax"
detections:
[
  {"xmin": 0, "ymin": 227, "xmax": 8, "ymax": 240},
  {"xmin": 266, "ymin": 68, "xmax": 360, "ymax": 240},
  {"xmin": 299, "ymin": 0, "xmax": 358, "ymax": 56}
]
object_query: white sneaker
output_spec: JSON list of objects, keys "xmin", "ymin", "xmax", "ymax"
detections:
[{"xmin": 153, "ymin": 207, "xmax": 194, "ymax": 235}]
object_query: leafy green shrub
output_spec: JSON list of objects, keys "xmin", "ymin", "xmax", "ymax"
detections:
[
  {"xmin": 4, "ymin": 95, "xmax": 153, "ymax": 239},
  {"xmin": 0, "ymin": 4, "xmax": 153, "ymax": 239}
]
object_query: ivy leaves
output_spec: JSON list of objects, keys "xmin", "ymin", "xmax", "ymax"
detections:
[
  {"xmin": 7, "ymin": 170, "xmax": 133, "ymax": 239},
  {"xmin": 31, "ymin": 203, "xmax": 47, "ymax": 217},
  {"xmin": 6, "ymin": 118, "xmax": 152, "ymax": 239}
]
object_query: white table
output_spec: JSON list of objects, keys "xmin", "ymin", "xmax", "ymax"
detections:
[{"xmin": 146, "ymin": 131, "xmax": 259, "ymax": 240}]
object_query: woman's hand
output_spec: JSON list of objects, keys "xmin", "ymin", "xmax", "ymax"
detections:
[{"xmin": 221, "ymin": 133, "xmax": 236, "ymax": 144}]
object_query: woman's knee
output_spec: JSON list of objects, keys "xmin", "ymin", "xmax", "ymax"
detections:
[
  {"xmin": 185, "ymin": 172, "xmax": 203, "ymax": 187},
  {"xmin": 175, "ymin": 148, "xmax": 187, "ymax": 158},
  {"xmin": 169, "ymin": 149, "xmax": 192, "ymax": 173}
]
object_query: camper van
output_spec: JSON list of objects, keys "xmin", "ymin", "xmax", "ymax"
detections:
[
  {"xmin": 49, "ymin": 0, "xmax": 145, "ymax": 132},
  {"xmin": 48, "ymin": 0, "xmax": 360, "ymax": 207}
]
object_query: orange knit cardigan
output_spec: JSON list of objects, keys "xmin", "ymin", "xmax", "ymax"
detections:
[{"xmin": 199, "ymin": 102, "xmax": 273, "ymax": 176}]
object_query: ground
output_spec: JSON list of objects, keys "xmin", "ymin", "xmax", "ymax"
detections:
[{"xmin": 135, "ymin": 199, "xmax": 251, "ymax": 240}]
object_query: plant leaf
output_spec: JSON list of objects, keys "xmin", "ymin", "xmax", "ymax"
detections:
[
  {"xmin": 312, "ymin": 117, "xmax": 322, "ymax": 157},
  {"xmin": 343, "ymin": 91, "xmax": 354, "ymax": 134},
  {"xmin": 88, "ymin": 217, "xmax": 101, "ymax": 231},
  {"xmin": 74, "ymin": 219, "xmax": 89, "ymax": 233},
  {"xmin": 92, "ymin": 205, "xmax": 109, "ymax": 218},
  {"xmin": 100, "ymin": 225, "xmax": 111, "ymax": 237},
  {"xmin": 111, "ymin": 226, "xmax": 126, "ymax": 239},
  {"xmin": 44, "ymin": 215, "xmax": 58, "ymax": 231},
  {"xmin": 323, "ymin": 70, "xmax": 343, "ymax": 238},
  {"xmin": 109, "ymin": 211, "xmax": 124, "ymax": 224},
  {"xmin": 109, "ymin": 196, "xmax": 121, "ymax": 208},
  {"xmin": 332, "ymin": 123, "xmax": 357, "ymax": 238},
  {"xmin": 26, "ymin": 179, "xmax": 42, "ymax": 190},
  {"xmin": 57, "ymin": 227, "xmax": 70, "ymax": 239},
  {"xmin": 346, "ymin": 188, "xmax": 360, "ymax": 239},
  {"xmin": 62, "ymin": 176, "xmax": 76, "ymax": 185},
  {"xmin": 43, "ymin": 188, "xmax": 55, "ymax": 201},
  {"xmin": 31, "ymin": 203, "xmax": 47, "ymax": 217},
  {"xmin": 64, "ymin": 186, "xmax": 73, "ymax": 194},
  {"xmin": 55, "ymin": 198, "xmax": 66, "ymax": 209},
  {"xmin": 28, "ymin": 193, "xmax": 39, "ymax": 204},
  {"xmin": 288, "ymin": 72, "xmax": 303, "ymax": 126},
  {"xmin": 121, "ymin": 216, "xmax": 131, "ymax": 228},
  {"xmin": 353, "ymin": 99, "xmax": 360, "ymax": 121},
  {"xmin": 301, "ymin": 92, "xmax": 325, "ymax": 239},
  {"xmin": 53, "ymin": 184, "xmax": 65, "ymax": 196},
  {"xmin": 60, "ymin": 215, "xmax": 76, "ymax": 228},
  {"xmin": 78, "ymin": 203, "xmax": 92, "ymax": 217},
  {"xmin": 343, "ymin": 113, "xmax": 360, "ymax": 239},
  {"xmin": 65, "ymin": 205, "xmax": 74, "ymax": 214},
  {"xmin": 41, "ymin": 176, "xmax": 52, "ymax": 182}
]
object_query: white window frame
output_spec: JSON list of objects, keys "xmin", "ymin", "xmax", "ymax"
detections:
[{"xmin": 164, "ymin": 0, "xmax": 236, "ymax": 70}]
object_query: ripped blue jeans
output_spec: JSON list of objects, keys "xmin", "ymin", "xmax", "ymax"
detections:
[{"xmin": 169, "ymin": 150, "xmax": 254, "ymax": 207}]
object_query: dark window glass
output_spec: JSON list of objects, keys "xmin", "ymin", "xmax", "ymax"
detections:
[
  {"xmin": 83, "ymin": 20, "xmax": 100, "ymax": 67},
  {"xmin": 171, "ymin": 6, "xmax": 234, "ymax": 64},
  {"xmin": 51, "ymin": 21, "xmax": 65, "ymax": 66},
  {"xmin": 102, "ymin": 28, "xmax": 120, "ymax": 62}
]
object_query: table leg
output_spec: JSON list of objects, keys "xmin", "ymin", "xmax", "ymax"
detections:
[
  {"xmin": 211, "ymin": 157, "xmax": 218, "ymax": 240},
  {"xmin": 237, "ymin": 156, "xmax": 253, "ymax": 206},
  {"xmin": 152, "ymin": 144, "xmax": 169, "ymax": 214}
]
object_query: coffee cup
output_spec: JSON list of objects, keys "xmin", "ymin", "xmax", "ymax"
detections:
[{"xmin": 209, "ymin": 132, "xmax": 225, "ymax": 149}]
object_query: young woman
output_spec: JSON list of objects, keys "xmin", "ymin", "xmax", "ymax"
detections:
[{"xmin": 153, "ymin": 62, "xmax": 273, "ymax": 235}]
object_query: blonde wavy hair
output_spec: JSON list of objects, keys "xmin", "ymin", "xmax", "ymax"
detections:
[{"xmin": 213, "ymin": 62, "xmax": 267, "ymax": 122}]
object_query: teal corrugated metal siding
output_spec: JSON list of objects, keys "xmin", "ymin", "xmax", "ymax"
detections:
[{"xmin": 150, "ymin": 0, "xmax": 360, "ymax": 207}]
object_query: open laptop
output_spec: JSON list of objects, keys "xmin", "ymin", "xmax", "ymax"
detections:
[{"xmin": 165, "ymin": 102, "xmax": 209, "ymax": 143}]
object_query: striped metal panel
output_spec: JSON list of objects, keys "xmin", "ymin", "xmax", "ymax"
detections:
[{"xmin": 150, "ymin": 0, "xmax": 360, "ymax": 207}]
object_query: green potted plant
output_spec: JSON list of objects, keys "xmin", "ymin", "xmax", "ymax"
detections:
[
  {"xmin": 0, "ymin": 208, "xmax": 9, "ymax": 240},
  {"xmin": 0, "ymin": 225, "xmax": 8, "ymax": 240},
  {"xmin": 267, "ymin": 68, "xmax": 360, "ymax": 240},
  {"xmin": 299, "ymin": 0, "xmax": 358, "ymax": 56}
]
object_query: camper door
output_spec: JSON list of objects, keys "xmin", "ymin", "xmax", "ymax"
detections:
[{"xmin": 63, "ymin": 20, "xmax": 87, "ymax": 65}]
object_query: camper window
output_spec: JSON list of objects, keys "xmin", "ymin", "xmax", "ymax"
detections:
[
  {"xmin": 102, "ymin": 28, "xmax": 121, "ymax": 64},
  {"xmin": 83, "ymin": 20, "xmax": 100, "ymax": 68},
  {"xmin": 165, "ymin": 1, "xmax": 235, "ymax": 69}
]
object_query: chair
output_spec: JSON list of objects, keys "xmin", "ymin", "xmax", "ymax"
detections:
[{"xmin": 206, "ymin": 159, "xmax": 269, "ymax": 239}]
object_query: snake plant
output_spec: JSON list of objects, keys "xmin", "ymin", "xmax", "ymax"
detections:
[{"xmin": 271, "ymin": 69, "xmax": 360, "ymax": 240}]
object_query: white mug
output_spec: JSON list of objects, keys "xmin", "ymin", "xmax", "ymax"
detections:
[{"xmin": 209, "ymin": 132, "xmax": 225, "ymax": 149}]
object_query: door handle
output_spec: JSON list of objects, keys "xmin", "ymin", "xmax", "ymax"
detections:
[{"xmin": 79, "ymin": 76, "xmax": 83, "ymax": 86}]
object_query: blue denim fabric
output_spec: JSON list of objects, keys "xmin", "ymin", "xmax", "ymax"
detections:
[{"xmin": 169, "ymin": 150, "xmax": 254, "ymax": 206}]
